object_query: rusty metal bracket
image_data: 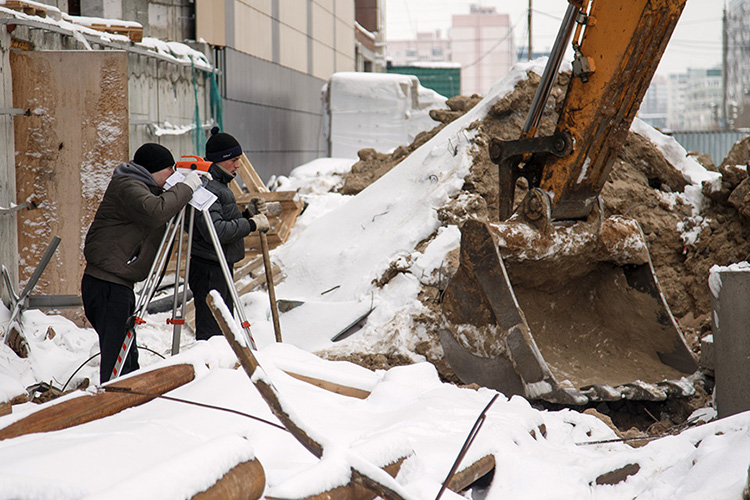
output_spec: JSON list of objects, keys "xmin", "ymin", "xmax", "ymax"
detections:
[
  {"xmin": 0, "ymin": 196, "xmax": 38, "ymax": 216},
  {"xmin": 489, "ymin": 130, "xmax": 573, "ymax": 220},
  {"xmin": 0, "ymin": 108, "xmax": 30, "ymax": 116}
]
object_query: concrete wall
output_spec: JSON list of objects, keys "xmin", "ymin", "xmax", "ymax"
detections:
[
  {"xmin": 220, "ymin": 47, "xmax": 327, "ymax": 180},
  {"xmin": 197, "ymin": 0, "xmax": 357, "ymax": 180},
  {"xmin": 81, "ymin": 0, "xmax": 194, "ymax": 42},
  {"xmin": 710, "ymin": 267, "xmax": 750, "ymax": 418},
  {"xmin": 128, "ymin": 50, "xmax": 213, "ymax": 159}
]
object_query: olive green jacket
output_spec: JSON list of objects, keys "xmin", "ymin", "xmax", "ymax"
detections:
[{"xmin": 84, "ymin": 162, "xmax": 193, "ymax": 288}]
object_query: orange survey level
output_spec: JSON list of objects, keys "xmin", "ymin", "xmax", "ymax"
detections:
[{"xmin": 175, "ymin": 155, "xmax": 211, "ymax": 172}]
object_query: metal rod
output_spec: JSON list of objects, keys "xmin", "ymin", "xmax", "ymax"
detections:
[
  {"xmin": 521, "ymin": 3, "xmax": 580, "ymax": 138},
  {"xmin": 170, "ymin": 208, "xmax": 187, "ymax": 356},
  {"xmin": 19, "ymin": 236, "xmax": 61, "ymax": 299},
  {"xmin": 200, "ymin": 209, "xmax": 257, "ymax": 349},
  {"xmin": 111, "ymin": 212, "xmax": 182, "ymax": 380},
  {"xmin": 171, "ymin": 207, "xmax": 197, "ymax": 355}
]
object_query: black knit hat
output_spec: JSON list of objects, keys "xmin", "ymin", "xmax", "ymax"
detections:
[
  {"xmin": 133, "ymin": 143, "xmax": 175, "ymax": 174},
  {"xmin": 205, "ymin": 127, "xmax": 242, "ymax": 162}
]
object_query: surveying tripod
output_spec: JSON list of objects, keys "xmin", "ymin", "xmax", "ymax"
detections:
[{"xmin": 110, "ymin": 194, "xmax": 257, "ymax": 381}]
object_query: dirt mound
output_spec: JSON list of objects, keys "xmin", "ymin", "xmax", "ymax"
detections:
[{"xmin": 324, "ymin": 71, "xmax": 750, "ymax": 421}]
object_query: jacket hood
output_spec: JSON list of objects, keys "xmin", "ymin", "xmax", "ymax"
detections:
[{"xmin": 112, "ymin": 162, "xmax": 159, "ymax": 189}]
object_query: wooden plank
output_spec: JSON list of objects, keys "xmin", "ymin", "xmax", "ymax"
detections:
[
  {"xmin": 282, "ymin": 371, "xmax": 371, "ymax": 400},
  {"xmin": 448, "ymin": 455, "xmax": 495, "ymax": 492},
  {"xmin": 236, "ymin": 153, "xmax": 268, "ymax": 193},
  {"xmin": 235, "ymin": 255, "xmax": 264, "ymax": 281},
  {"xmin": 0, "ymin": 364, "xmax": 195, "ymax": 441},
  {"xmin": 89, "ymin": 24, "xmax": 144, "ymax": 42},
  {"xmin": 0, "ymin": 402, "xmax": 9, "ymax": 418},
  {"xmin": 235, "ymin": 191, "xmax": 300, "ymax": 204},
  {"xmin": 236, "ymin": 263, "xmax": 281, "ymax": 296},
  {"xmin": 2, "ymin": 0, "xmax": 47, "ymax": 17},
  {"xmin": 192, "ymin": 458, "xmax": 265, "ymax": 500},
  {"xmin": 301, "ymin": 459, "xmax": 404, "ymax": 500}
]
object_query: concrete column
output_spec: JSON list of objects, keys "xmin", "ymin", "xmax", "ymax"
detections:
[
  {"xmin": 0, "ymin": 17, "xmax": 19, "ymax": 303},
  {"xmin": 710, "ymin": 264, "xmax": 750, "ymax": 418}
]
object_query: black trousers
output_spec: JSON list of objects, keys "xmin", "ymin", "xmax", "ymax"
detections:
[
  {"xmin": 188, "ymin": 256, "xmax": 234, "ymax": 341},
  {"xmin": 81, "ymin": 273, "xmax": 138, "ymax": 383}
]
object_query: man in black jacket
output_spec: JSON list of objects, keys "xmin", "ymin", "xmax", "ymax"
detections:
[
  {"xmin": 189, "ymin": 128, "xmax": 269, "ymax": 340},
  {"xmin": 82, "ymin": 143, "xmax": 204, "ymax": 382}
]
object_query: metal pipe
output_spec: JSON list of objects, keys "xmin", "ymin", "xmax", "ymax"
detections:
[{"xmin": 522, "ymin": 3, "xmax": 581, "ymax": 138}]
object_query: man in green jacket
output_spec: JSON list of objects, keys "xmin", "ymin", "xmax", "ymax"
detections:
[{"xmin": 82, "ymin": 143, "xmax": 203, "ymax": 383}]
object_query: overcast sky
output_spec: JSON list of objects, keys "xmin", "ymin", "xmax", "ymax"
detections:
[{"xmin": 385, "ymin": 0, "xmax": 724, "ymax": 77}]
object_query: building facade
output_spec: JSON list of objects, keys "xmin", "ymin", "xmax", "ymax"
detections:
[
  {"xmin": 639, "ymin": 75, "xmax": 669, "ymax": 131},
  {"xmin": 387, "ymin": 31, "xmax": 452, "ymax": 67},
  {"xmin": 667, "ymin": 68, "xmax": 723, "ymax": 131},
  {"xmin": 68, "ymin": 0, "xmax": 386, "ymax": 178},
  {"xmin": 451, "ymin": 5, "xmax": 515, "ymax": 96}
]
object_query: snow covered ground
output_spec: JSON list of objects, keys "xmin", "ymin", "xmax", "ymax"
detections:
[{"xmin": 0, "ymin": 61, "xmax": 748, "ymax": 499}]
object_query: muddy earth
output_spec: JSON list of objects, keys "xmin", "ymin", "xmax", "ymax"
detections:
[{"xmin": 323, "ymin": 71, "xmax": 750, "ymax": 437}]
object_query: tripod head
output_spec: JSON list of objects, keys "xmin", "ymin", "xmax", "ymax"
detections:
[{"xmin": 176, "ymin": 155, "xmax": 211, "ymax": 173}]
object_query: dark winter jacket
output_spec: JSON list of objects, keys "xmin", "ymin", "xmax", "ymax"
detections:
[
  {"xmin": 190, "ymin": 163, "xmax": 252, "ymax": 265},
  {"xmin": 83, "ymin": 162, "xmax": 193, "ymax": 288}
]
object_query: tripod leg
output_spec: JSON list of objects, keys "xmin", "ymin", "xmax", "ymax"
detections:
[
  {"xmin": 200, "ymin": 209, "xmax": 257, "ymax": 349},
  {"xmin": 169, "ymin": 208, "xmax": 190, "ymax": 355}
]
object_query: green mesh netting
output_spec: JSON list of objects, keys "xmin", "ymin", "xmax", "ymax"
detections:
[{"xmin": 209, "ymin": 70, "xmax": 223, "ymax": 132}]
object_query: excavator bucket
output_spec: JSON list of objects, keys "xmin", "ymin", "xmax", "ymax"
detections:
[{"xmin": 440, "ymin": 191, "xmax": 698, "ymax": 405}]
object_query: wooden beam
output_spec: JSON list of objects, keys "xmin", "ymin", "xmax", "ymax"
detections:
[
  {"xmin": 192, "ymin": 458, "xmax": 266, "ymax": 500},
  {"xmin": 0, "ymin": 364, "xmax": 195, "ymax": 441}
]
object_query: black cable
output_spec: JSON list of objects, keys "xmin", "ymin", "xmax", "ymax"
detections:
[
  {"xmin": 435, "ymin": 393, "xmax": 499, "ymax": 500},
  {"xmin": 61, "ymin": 353, "xmax": 99, "ymax": 392},
  {"xmin": 103, "ymin": 386, "xmax": 287, "ymax": 431},
  {"xmin": 61, "ymin": 346, "xmax": 167, "ymax": 392}
]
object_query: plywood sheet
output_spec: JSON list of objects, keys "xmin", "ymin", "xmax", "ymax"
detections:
[{"xmin": 11, "ymin": 50, "xmax": 129, "ymax": 305}]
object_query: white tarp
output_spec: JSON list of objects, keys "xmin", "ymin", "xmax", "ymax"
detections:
[{"xmin": 323, "ymin": 72, "xmax": 446, "ymax": 159}]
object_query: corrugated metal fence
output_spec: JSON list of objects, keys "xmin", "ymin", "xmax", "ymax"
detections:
[{"xmin": 670, "ymin": 131, "xmax": 748, "ymax": 165}]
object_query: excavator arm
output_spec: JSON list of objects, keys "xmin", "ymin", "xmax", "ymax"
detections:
[
  {"xmin": 440, "ymin": 0, "xmax": 697, "ymax": 405},
  {"xmin": 543, "ymin": 0, "xmax": 687, "ymax": 219}
]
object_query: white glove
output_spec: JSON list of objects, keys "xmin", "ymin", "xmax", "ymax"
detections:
[
  {"xmin": 194, "ymin": 170, "xmax": 213, "ymax": 180},
  {"xmin": 250, "ymin": 213, "xmax": 270, "ymax": 233},
  {"xmin": 181, "ymin": 171, "xmax": 203, "ymax": 191},
  {"xmin": 252, "ymin": 197, "xmax": 268, "ymax": 215}
]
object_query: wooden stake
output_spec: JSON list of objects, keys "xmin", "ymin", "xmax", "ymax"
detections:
[{"xmin": 260, "ymin": 231, "xmax": 283, "ymax": 343}]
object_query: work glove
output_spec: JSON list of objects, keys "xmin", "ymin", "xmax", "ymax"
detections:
[
  {"xmin": 250, "ymin": 213, "xmax": 270, "ymax": 233},
  {"xmin": 194, "ymin": 170, "xmax": 213, "ymax": 181},
  {"xmin": 252, "ymin": 197, "xmax": 268, "ymax": 215},
  {"xmin": 180, "ymin": 171, "xmax": 204, "ymax": 192}
]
